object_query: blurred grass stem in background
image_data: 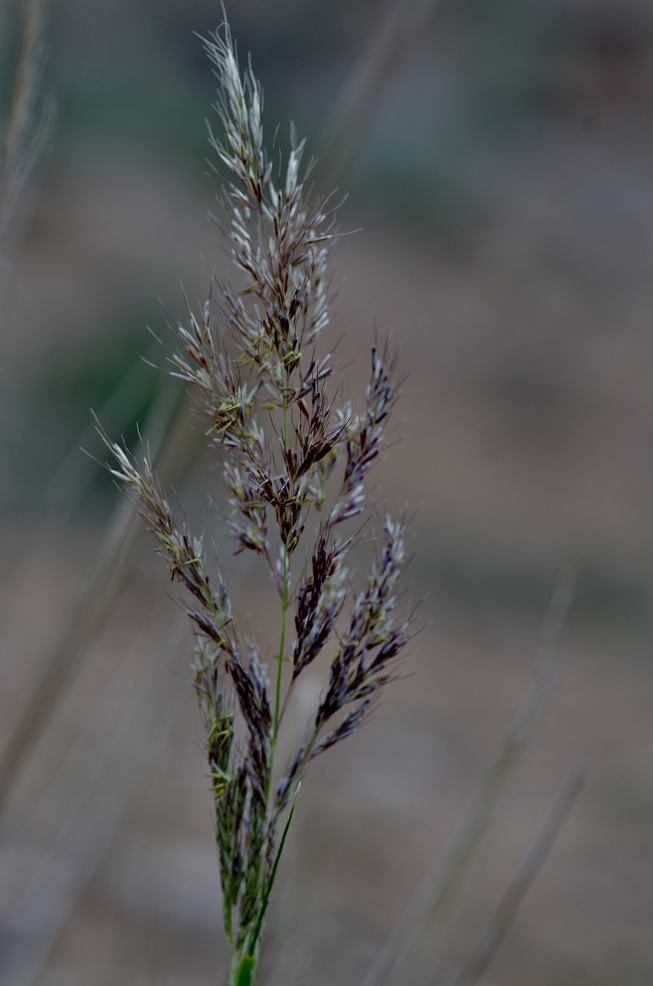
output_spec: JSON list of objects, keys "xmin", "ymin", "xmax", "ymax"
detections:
[
  {"xmin": 362, "ymin": 570, "xmax": 574, "ymax": 986},
  {"xmin": 0, "ymin": 378, "xmax": 193, "ymax": 817},
  {"xmin": 448, "ymin": 765, "xmax": 585, "ymax": 986},
  {"xmin": 316, "ymin": 0, "xmax": 443, "ymax": 187},
  {"xmin": 0, "ymin": 0, "xmax": 49, "ymax": 268}
]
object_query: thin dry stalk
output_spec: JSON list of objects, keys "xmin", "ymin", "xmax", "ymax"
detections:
[
  {"xmin": 361, "ymin": 571, "xmax": 574, "ymax": 986},
  {"xmin": 0, "ymin": 390, "xmax": 198, "ymax": 817},
  {"xmin": 0, "ymin": 0, "xmax": 48, "ymax": 248},
  {"xmin": 447, "ymin": 765, "xmax": 585, "ymax": 986},
  {"xmin": 0, "ymin": 615, "xmax": 188, "ymax": 986},
  {"xmin": 316, "ymin": 0, "xmax": 443, "ymax": 186}
]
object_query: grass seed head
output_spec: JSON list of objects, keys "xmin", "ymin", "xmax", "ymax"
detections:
[{"xmin": 104, "ymin": 14, "xmax": 411, "ymax": 981}]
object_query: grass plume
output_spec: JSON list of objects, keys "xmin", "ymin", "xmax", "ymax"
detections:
[{"xmin": 103, "ymin": 16, "xmax": 410, "ymax": 985}]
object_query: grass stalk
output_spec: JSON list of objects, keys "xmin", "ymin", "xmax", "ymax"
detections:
[
  {"xmin": 0, "ymin": 390, "xmax": 197, "ymax": 817},
  {"xmin": 448, "ymin": 765, "xmax": 585, "ymax": 986},
  {"xmin": 362, "ymin": 570, "xmax": 573, "ymax": 986}
]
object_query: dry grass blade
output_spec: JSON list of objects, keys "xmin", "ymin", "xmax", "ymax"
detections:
[
  {"xmin": 0, "ymin": 0, "xmax": 48, "ymax": 248},
  {"xmin": 0, "ymin": 392, "xmax": 200, "ymax": 818},
  {"xmin": 0, "ymin": 615, "xmax": 187, "ymax": 986},
  {"xmin": 315, "ymin": 0, "xmax": 443, "ymax": 186},
  {"xmin": 361, "ymin": 570, "xmax": 574, "ymax": 986},
  {"xmin": 447, "ymin": 765, "xmax": 585, "ymax": 986},
  {"xmin": 3, "ymin": 0, "xmax": 45, "ymax": 162}
]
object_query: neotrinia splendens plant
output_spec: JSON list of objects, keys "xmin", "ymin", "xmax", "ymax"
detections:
[{"xmin": 105, "ymin": 17, "xmax": 410, "ymax": 986}]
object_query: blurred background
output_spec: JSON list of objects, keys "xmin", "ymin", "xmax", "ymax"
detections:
[{"xmin": 1, "ymin": 0, "xmax": 653, "ymax": 983}]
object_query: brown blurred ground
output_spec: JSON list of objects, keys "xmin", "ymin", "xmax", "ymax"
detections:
[{"xmin": 2, "ymin": 1, "xmax": 653, "ymax": 984}]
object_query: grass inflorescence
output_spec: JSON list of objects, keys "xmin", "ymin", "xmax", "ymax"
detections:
[{"xmin": 104, "ymin": 15, "xmax": 410, "ymax": 986}]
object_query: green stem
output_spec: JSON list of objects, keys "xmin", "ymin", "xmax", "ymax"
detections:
[
  {"xmin": 274, "ymin": 545, "xmax": 288, "ymax": 740},
  {"xmin": 231, "ymin": 954, "xmax": 257, "ymax": 986},
  {"xmin": 268, "ymin": 373, "xmax": 290, "ymax": 792},
  {"xmin": 241, "ymin": 369, "xmax": 293, "ymax": 986},
  {"xmin": 225, "ymin": 897, "xmax": 234, "ymax": 962},
  {"xmin": 249, "ymin": 784, "xmax": 300, "ymax": 949}
]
